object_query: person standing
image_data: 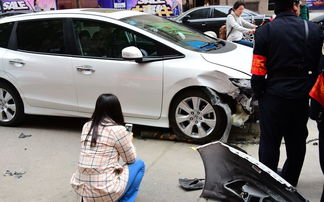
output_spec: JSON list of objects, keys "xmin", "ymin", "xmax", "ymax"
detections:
[
  {"xmin": 309, "ymin": 55, "xmax": 324, "ymax": 200},
  {"xmin": 182, "ymin": 0, "xmax": 190, "ymax": 12},
  {"xmin": 251, "ymin": 0, "xmax": 323, "ymax": 187},
  {"xmin": 0, "ymin": 0, "xmax": 4, "ymax": 13},
  {"xmin": 226, "ymin": 1, "xmax": 257, "ymax": 48},
  {"xmin": 71, "ymin": 94, "xmax": 145, "ymax": 202},
  {"xmin": 299, "ymin": 0, "xmax": 309, "ymax": 20}
]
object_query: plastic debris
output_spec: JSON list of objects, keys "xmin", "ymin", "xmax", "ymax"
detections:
[
  {"xmin": 3, "ymin": 170, "xmax": 26, "ymax": 179},
  {"xmin": 18, "ymin": 133, "xmax": 32, "ymax": 138}
]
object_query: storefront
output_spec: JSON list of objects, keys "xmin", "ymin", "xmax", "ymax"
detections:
[
  {"xmin": 98, "ymin": 0, "xmax": 182, "ymax": 17},
  {"xmin": 1, "ymin": 0, "xmax": 57, "ymax": 12},
  {"xmin": 308, "ymin": 0, "xmax": 324, "ymax": 10}
]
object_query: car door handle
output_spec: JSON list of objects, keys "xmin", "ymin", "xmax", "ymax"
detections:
[
  {"xmin": 9, "ymin": 59, "xmax": 25, "ymax": 67},
  {"xmin": 201, "ymin": 23, "xmax": 206, "ymax": 26},
  {"xmin": 76, "ymin": 65, "xmax": 95, "ymax": 74}
]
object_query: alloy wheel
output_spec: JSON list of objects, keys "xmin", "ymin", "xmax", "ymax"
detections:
[
  {"xmin": 0, "ymin": 88, "xmax": 16, "ymax": 122},
  {"xmin": 175, "ymin": 96, "xmax": 217, "ymax": 139}
]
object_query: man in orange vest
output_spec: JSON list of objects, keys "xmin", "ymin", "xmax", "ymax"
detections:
[{"xmin": 309, "ymin": 55, "xmax": 324, "ymax": 201}]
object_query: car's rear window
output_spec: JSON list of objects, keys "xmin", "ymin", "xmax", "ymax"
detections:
[{"xmin": 16, "ymin": 19, "xmax": 65, "ymax": 54}]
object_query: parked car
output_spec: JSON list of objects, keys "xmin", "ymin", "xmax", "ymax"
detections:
[
  {"xmin": 311, "ymin": 14, "xmax": 324, "ymax": 31},
  {"xmin": 174, "ymin": 5, "xmax": 271, "ymax": 35},
  {"xmin": 0, "ymin": 8, "xmax": 254, "ymax": 144}
]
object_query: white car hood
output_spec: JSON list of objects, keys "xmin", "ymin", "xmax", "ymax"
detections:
[{"xmin": 202, "ymin": 43, "xmax": 253, "ymax": 77}]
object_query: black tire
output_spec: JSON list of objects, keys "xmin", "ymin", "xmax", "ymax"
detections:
[
  {"xmin": 0, "ymin": 82, "xmax": 24, "ymax": 126},
  {"xmin": 169, "ymin": 89, "xmax": 227, "ymax": 144}
]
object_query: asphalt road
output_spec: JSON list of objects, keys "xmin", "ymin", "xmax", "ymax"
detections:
[{"xmin": 0, "ymin": 115, "xmax": 322, "ymax": 202}]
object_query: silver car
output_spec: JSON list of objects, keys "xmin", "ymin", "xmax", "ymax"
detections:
[{"xmin": 0, "ymin": 8, "xmax": 253, "ymax": 143}]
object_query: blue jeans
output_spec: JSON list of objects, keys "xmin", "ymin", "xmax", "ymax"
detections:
[
  {"xmin": 119, "ymin": 159, "xmax": 145, "ymax": 202},
  {"xmin": 233, "ymin": 39, "xmax": 254, "ymax": 48}
]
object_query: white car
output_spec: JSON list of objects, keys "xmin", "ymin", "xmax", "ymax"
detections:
[{"xmin": 0, "ymin": 8, "xmax": 253, "ymax": 143}]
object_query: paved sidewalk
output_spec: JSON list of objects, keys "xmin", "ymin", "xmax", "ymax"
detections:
[
  {"xmin": 0, "ymin": 117, "xmax": 322, "ymax": 201},
  {"xmin": 136, "ymin": 119, "xmax": 323, "ymax": 202}
]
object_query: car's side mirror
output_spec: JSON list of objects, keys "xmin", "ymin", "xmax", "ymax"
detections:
[
  {"xmin": 122, "ymin": 46, "xmax": 143, "ymax": 63},
  {"xmin": 182, "ymin": 16, "xmax": 190, "ymax": 23}
]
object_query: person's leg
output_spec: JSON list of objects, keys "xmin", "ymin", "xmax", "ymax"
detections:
[
  {"xmin": 233, "ymin": 39, "xmax": 254, "ymax": 48},
  {"xmin": 258, "ymin": 94, "xmax": 284, "ymax": 172},
  {"xmin": 119, "ymin": 159, "xmax": 145, "ymax": 202},
  {"xmin": 321, "ymin": 184, "xmax": 324, "ymax": 202},
  {"xmin": 317, "ymin": 118, "xmax": 324, "ymax": 201},
  {"xmin": 281, "ymin": 97, "xmax": 309, "ymax": 186},
  {"xmin": 318, "ymin": 121, "xmax": 324, "ymax": 173}
]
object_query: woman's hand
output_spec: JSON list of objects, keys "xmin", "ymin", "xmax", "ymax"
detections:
[{"xmin": 248, "ymin": 29, "xmax": 256, "ymax": 34}]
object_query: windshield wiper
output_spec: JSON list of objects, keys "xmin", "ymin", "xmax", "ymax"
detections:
[{"xmin": 199, "ymin": 42, "xmax": 219, "ymax": 49}]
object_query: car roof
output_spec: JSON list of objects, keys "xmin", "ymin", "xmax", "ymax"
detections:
[
  {"xmin": 311, "ymin": 14, "xmax": 324, "ymax": 23},
  {"xmin": 0, "ymin": 10, "xmax": 33, "ymax": 18},
  {"xmin": 0, "ymin": 8, "xmax": 147, "ymax": 23}
]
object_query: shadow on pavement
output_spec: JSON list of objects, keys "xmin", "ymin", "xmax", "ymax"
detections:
[{"xmin": 14, "ymin": 115, "xmax": 260, "ymax": 144}]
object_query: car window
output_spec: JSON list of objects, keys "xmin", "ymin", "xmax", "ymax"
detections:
[
  {"xmin": 16, "ymin": 19, "xmax": 65, "ymax": 54},
  {"xmin": 189, "ymin": 8, "xmax": 210, "ymax": 19},
  {"xmin": 72, "ymin": 19, "xmax": 180, "ymax": 58},
  {"xmin": 216, "ymin": 7, "xmax": 231, "ymax": 15},
  {"xmin": 0, "ymin": 22, "xmax": 14, "ymax": 48},
  {"xmin": 241, "ymin": 10, "xmax": 251, "ymax": 17},
  {"xmin": 211, "ymin": 8, "xmax": 227, "ymax": 18}
]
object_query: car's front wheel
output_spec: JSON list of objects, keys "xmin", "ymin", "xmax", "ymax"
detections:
[
  {"xmin": 0, "ymin": 82, "xmax": 24, "ymax": 126},
  {"xmin": 169, "ymin": 89, "xmax": 226, "ymax": 144}
]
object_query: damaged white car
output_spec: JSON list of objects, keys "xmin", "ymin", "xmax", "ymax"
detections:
[{"xmin": 0, "ymin": 8, "xmax": 253, "ymax": 143}]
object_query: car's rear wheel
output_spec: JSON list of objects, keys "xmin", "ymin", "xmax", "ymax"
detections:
[
  {"xmin": 169, "ymin": 89, "xmax": 226, "ymax": 144},
  {"xmin": 0, "ymin": 83, "xmax": 24, "ymax": 126}
]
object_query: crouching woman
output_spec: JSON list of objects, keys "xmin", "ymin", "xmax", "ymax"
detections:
[{"xmin": 71, "ymin": 94, "xmax": 145, "ymax": 202}]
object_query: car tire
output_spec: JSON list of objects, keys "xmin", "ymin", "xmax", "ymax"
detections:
[
  {"xmin": 169, "ymin": 89, "xmax": 226, "ymax": 144},
  {"xmin": 0, "ymin": 82, "xmax": 24, "ymax": 126}
]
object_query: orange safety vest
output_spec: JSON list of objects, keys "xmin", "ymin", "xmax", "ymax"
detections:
[{"xmin": 309, "ymin": 73, "xmax": 324, "ymax": 107}]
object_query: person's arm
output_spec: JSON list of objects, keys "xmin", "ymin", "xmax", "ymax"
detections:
[
  {"xmin": 250, "ymin": 25, "xmax": 269, "ymax": 99},
  {"xmin": 310, "ymin": 98, "xmax": 323, "ymax": 121},
  {"xmin": 227, "ymin": 14, "xmax": 251, "ymax": 34},
  {"xmin": 114, "ymin": 126, "xmax": 136, "ymax": 164},
  {"xmin": 241, "ymin": 17, "xmax": 257, "ymax": 29}
]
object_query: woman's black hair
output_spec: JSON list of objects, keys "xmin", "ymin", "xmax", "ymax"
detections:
[
  {"xmin": 85, "ymin": 94, "xmax": 125, "ymax": 147},
  {"xmin": 228, "ymin": 1, "xmax": 246, "ymax": 15}
]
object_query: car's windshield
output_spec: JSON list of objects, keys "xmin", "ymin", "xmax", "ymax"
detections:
[{"xmin": 120, "ymin": 14, "xmax": 223, "ymax": 52}]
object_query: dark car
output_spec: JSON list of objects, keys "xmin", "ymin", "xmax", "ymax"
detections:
[
  {"xmin": 311, "ymin": 14, "xmax": 324, "ymax": 31},
  {"xmin": 174, "ymin": 5, "xmax": 271, "ymax": 35}
]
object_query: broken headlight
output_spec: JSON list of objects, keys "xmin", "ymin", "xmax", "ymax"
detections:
[{"xmin": 229, "ymin": 78, "xmax": 252, "ymax": 94}]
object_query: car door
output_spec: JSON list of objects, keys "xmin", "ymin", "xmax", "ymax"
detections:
[
  {"xmin": 184, "ymin": 7, "xmax": 211, "ymax": 32},
  {"xmin": 2, "ymin": 18, "xmax": 77, "ymax": 111},
  {"xmin": 70, "ymin": 18, "xmax": 163, "ymax": 119}
]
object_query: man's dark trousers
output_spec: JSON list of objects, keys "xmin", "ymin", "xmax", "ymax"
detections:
[
  {"xmin": 258, "ymin": 93, "xmax": 309, "ymax": 186},
  {"xmin": 318, "ymin": 121, "xmax": 324, "ymax": 202}
]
